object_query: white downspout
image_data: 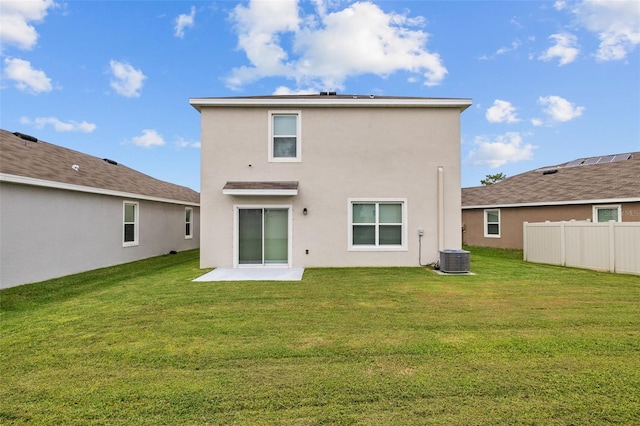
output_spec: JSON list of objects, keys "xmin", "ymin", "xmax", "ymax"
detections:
[{"xmin": 437, "ymin": 166, "xmax": 444, "ymax": 252}]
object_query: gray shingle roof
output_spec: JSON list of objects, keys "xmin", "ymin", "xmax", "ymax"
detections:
[
  {"xmin": 0, "ymin": 130, "xmax": 199, "ymax": 204},
  {"xmin": 462, "ymin": 152, "xmax": 640, "ymax": 207}
]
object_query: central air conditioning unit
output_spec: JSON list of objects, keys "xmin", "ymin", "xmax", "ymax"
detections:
[{"xmin": 439, "ymin": 249, "xmax": 470, "ymax": 273}]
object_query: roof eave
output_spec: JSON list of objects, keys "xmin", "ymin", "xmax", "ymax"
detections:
[
  {"xmin": 0, "ymin": 173, "xmax": 200, "ymax": 206},
  {"xmin": 189, "ymin": 97, "xmax": 472, "ymax": 112},
  {"xmin": 222, "ymin": 189, "xmax": 298, "ymax": 196},
  {"xmin": 462, "ymin": 197, "xmax": 640, "ymax": 209}
]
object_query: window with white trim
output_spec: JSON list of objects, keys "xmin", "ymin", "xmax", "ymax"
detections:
[
  {"xmin": 484, "ymin": 209, "xmax": 500, "ymax": 238},
  {"xmin": 348, "ymin": 199, "xmax": 407, "ymax": 251},
  {"xmin": 268, "ymin": 111, "xmax": 301, "ymax": 162},
  {"xmin": 593, "ymin": 205, "xmax": 621, "ymax": 222},
  {"xmin": 123, "ymin": 201, "xmax": 139, "ymax": 246},
  {"xmin": 185, "ymin": 207, "xmax": 193, "ymax": 239}
]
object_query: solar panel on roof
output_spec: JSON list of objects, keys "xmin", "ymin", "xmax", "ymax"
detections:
[
  {"xmin": 565, "ymin": 159, "xmax": 584, "ymax": 167},
  {"xmin": 597, "ymin": 155, "xmax": 615, "ymax": 163},
  {"xmin": 562, "ymin": 153, "xmax": 632, "ymax": 168},
  {"xmin": 611, "ymin": 153, "xmax": 631, "ymax": 162},
  {"xmin": 583, "ymin": 157, "xmax": 600, "ymax": 165}
]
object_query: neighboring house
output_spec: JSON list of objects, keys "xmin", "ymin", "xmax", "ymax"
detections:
[
  {"xmin": 0, "ymin": 130, "xmax": 200, "ymax": 289},
  {"xmin": 190, "ymin": 93, "xmax": 472, "ymax": 269},
  {"xmin": 462, "ymin": 152, "xmax": 640, "ymax": 249}
]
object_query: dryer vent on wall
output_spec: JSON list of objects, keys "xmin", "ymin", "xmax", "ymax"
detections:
[{"xmin": 439, "ymin": 249, "xmax": 470, "ymax": 273}]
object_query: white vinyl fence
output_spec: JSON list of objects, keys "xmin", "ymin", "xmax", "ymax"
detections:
[{"xmin": 523, "ymin": 221, "xmax": 640, "ymax": 275}]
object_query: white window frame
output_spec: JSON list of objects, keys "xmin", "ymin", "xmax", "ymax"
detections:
[
  {"xmin": 268, "ymin": 110, "xmax": 301, "ymax": 162},
  {"xmin": 592, "ymin": 204, "xmax": 621, "ymax": 222},
  {"xmin": 348, "ymin": 198, "xmax": 408, "ymax": 252},
  {"xmin": 484, "ymin": 208, "xmax": 501, "ymax": 238},
  {"xmin": 123, "ymin": 201, "xmax": 139, "ymax": 247},
  {"xmin": 185, "ymin": 207, "xmax": 193, "ymax": 239}
]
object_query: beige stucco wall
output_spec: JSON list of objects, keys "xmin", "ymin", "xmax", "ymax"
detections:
[
  {"xmin": 462, "ymin": 202, "xmax": 640, "ymax": 249},
  {"xmin": 200, "ymin": 106, "xmax": 464, "ymax": 268}
]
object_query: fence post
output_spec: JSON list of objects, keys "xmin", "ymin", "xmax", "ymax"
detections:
[
  {"xmin": 560, "ymin": 221, "xmax": 566, "ymax": 266},
  {"xmin": 609, "ymin": 221, "xmax": 615, "ymax": 273},
  {"xmin": 523, "ymin": 222, "xmax": 528, "ymax": 261}
]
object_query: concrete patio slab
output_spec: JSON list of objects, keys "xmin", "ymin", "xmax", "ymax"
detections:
[{"xmin": 193, "ymin": 268, "xmax": 305, "ymax": 282}]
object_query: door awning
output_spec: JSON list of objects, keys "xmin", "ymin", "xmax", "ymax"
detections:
[{"xmin": 222, "ymin": 181, "xmax": 299, "ymax": 196}]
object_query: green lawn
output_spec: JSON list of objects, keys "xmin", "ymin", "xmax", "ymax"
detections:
[{"xmin": 1, "ymin": 248, "xmax": 639, "ymax": 425}]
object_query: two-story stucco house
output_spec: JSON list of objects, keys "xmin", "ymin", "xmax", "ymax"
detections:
[{"xmin": 190, "ymin": 93, "xmax": 471, "ymax": 270}]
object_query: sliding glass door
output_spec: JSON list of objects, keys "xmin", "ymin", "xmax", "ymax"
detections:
[
  {"xmin": 238, "ymin": 208, "xmax": 289, "ymax": 266},
  {"xmin": 238, "ymin": 209, "xmax": 262, "ymax": 264},
  {"xmin": 263, "ymin": 209, "xmax": 288, "ymax": 264}
]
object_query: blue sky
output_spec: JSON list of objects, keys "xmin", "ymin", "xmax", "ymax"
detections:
[{"xmin": 2, "ymin": 0, "xmax": 639, "ymax": 192}]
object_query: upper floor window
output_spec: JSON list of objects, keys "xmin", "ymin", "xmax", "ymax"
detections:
[
  {"xmin": 348, "ymin": 199, "xmax": 407, "ymax": 251},
  {"xmin": 269, "ymin": 111, "xmax": 301, "ymax": 162},
  {"xmin": 185, "ymin": 207, "xmax": 193, "ymax": 239},
  {"xmin": 484, "ymin": 209, "xmax": 500, "ymax": 238},
  {"xmin": 123, "ymin": 201, "xmax": 139, "ymax": 247},
  {"xmin": 593, "ymin": 205, "xmax": 621, "ymax": 222}
]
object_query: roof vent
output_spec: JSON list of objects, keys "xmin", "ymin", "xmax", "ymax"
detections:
[
  {"xmin": 328, "ymin": 91, "xmax": 337, "ymax": 96},
  {"xmin": 103, "ymin": 158, "xmax": 118, "ymax": 165},
  {"xmin": 369, "ymin": 94, "xmax": 375, "ymax": 99},
  {"xmin": 542, "ymin": 169, "xmax": 558, "ymax": 175},
  {"xmin": 13, "ymin": 132, "xmax": 38, "ymax": 143},
  {"xmin": 319, "ymin": 91, "xmax": 328, "ymax": 96}
]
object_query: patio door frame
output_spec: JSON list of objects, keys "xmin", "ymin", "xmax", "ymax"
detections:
[{"xmin": 233, "ymin": 204, "xmax": 293, "ymax": 268}]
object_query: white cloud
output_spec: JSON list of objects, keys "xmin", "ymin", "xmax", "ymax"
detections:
[
  {"xmin": 531, "ymin": 118, "xmax": 544, "ymax": 126},
  {"xmin": 228, "ymin": 0, "xmax": 299, "ymax": 85},
  {"xmin": 130, "ymin": 129, "xmax": 165, "ymax": 148},
  {"xmin": 539, "ymin": 33, "xmax": 579, "ymax": 65},
  {"xmin": 20, "ymin": 116, "xmax": 96, "ymax": 132},
  {"xmin": 227, "ymin": 0, "xmax": 447, "ymax": 90},
  {"xmin": 2, "ymin": 58, "xmax": 52, "ymax": 93},
  {"xmin": 486, "ymin": 99, "xmax": 520, "ymax": 123},
  {"xmin": 510, "ymin": 17, "xmax": 524, "ymax": 29},
  {"xmin": 554, "ymin": 1, "xmax": 567, "ymax": 11},
  {"xmin": 175, "ymin": 136, "xmax": 200, "ymax": 149},
  {"xmin": 174, "ymin": 6, "xmax": 196, "ymax": 38},
  {"xmin": 538, "ymin": 95, "xmax": 585, "ymax": 122},
  {"xmin": 272, "ymin": 86, "xmax": 318, "ymax": 95},
  {"xmin": 0, "ymin": 0, "xmax": 56, "ymax": 50},
  {"xmin": 466, "ymin": 132, "xmax": 536, "ymax": 168},
  {"xmin": 109, "ymin": 60, "xmax": 146, "ymax": 97},
  {"xmin": 572, "ymin": 0, "xmax": 640, "ymax": 61},
  {"xmin": 496, "ymin": 40, "xmax": 521, "ymax": 55}
]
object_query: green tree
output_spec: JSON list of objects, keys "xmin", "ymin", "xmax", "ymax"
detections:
[{"xmin": 481, "ymin": 172, "xmax": 507, "ymax": 186}]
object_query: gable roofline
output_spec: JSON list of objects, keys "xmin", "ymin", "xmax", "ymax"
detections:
[
  {"xmin": 0, "ymin": 130, "xmax": 200, "ymax": 205},
  {"xmin": 1, "ymin": 173, "xmax": 200, "ymax": 206},
  {"xmin": 462, "ymin": 196, "xmax": 640, "ymax": 210},
  {"xmin": 189, "ymin": 94, "xmax": 472, "ymax": 112},
  {"xmin": 462, "ymin": 151, "xmax": 640, "ymax": 208}
]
